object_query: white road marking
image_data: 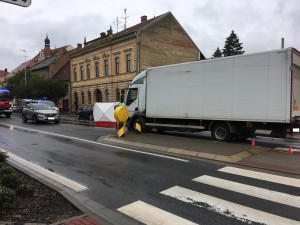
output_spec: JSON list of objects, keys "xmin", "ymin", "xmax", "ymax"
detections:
[
  {"xmin": 161, "ymin": 186, "xmax": 300, "ymax": 225},
  {"xmin": 6, "ymin": 151, "xmax": 87, "ymax": 192},
  {"xmin": 0, "ymin": 123, "xmax": 188, "ymax": 162},
  {"xmin": 219, "ymin": 166, "xmax": 300, "ymax": 188},
  {"xmin": 118, "ymin": 200, "xmax": 197, "ymax": 225},
  {"xmin": 193, "ymin": 175, "xmax": 300, "ymax": 208}
]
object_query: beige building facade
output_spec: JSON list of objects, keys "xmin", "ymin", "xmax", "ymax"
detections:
[{"xmin": 70, "ymin": 12, "xmax": 205, "ymax": 111}]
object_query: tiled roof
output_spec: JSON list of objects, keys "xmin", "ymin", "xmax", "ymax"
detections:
[
  {"xmin": 6, "ymin": 59, "xmax": 37, "ymax": 78},
  {"xmin": 71, "ymin": 12, "xmax": 169, "ymax": 56},
  {"xmin": 0, "ymin": 70, "xmax": 9, "ymax": 78},
  {"xmin": 30, "ymin": 54, "xmax": 65, "ymax": 71}
]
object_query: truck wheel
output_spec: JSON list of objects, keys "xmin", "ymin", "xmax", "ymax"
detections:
[
  {"xmin": 133, "ymin": 117, "xmax": 148, "ymax": 133},
  {"xmin": 5, "ymin": 113, "xmax": 11, "ymax": 118},
  {"xmin": 33, "ymin": 116, "xmax": 38, "ymax": 124},
  {"xmin": 211, "ymin": 123, "xmax": 232, "ymax": 142},
  {"xmin": 22, "ymin": 114, "xmax": 27, "ymax": 123}
]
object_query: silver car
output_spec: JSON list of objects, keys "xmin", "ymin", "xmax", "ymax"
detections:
[{"xmin": 22, "ymin": 103, "xmax": 60, "ymax": 124}]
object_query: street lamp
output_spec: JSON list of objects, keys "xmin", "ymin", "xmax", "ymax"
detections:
[{"xmin": 20, "ymin": 49, "xmax": 28, "ymax": 84}]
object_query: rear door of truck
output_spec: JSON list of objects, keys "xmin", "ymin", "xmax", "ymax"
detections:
[{"xmin": 292, "ymin": 49, "xmax": 300, "ymax": 119}]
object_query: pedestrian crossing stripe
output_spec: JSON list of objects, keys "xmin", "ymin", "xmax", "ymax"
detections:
[
  {"xmin": 160, "ymin": 186, "xmax": 300, "ymax": 225},
  {"xmin": 219, "ymin": 166, "xmax": 300, "ymax": 188},
  {"xmin": 117, "ymin": 200, "xmax": 197, "ymax": 225},
  {"xmin": 193, "ymin": 175, "xmax": 300, "ymax": 208}
]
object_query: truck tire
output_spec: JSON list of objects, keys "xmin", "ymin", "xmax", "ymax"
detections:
[
  {"xmin": 22, "ymin": 114, "xmax": 27, "ymax": 123},
  {"xmin": 5, "ymin": 113, "xmax": 11, "ymax": 118},
  {"xmin": 211, "ymin": 123, "xmax": 232, "ymax": 142},
  {"xmin": 133, "ymin": 117, "xmax": 148, "ymax": 133},
  {"xmin": 33, "ymin": 116, "xmax": 38, "ymax": 124}
]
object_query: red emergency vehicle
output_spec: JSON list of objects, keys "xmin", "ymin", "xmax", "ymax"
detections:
[{"xmin": 0, "ymin": 88, "xmax": 13, "ymax": 118}]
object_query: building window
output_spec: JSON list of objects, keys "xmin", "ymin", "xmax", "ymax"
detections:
[
  {"xmin": 65, "ymin": 84, "xmax": 69, "ymax": 94},
  {"xmin": 116, "ymin": 89, "xmax": 120, "ymax": 101},
  {"xmin": 105, "ymin": 60, "xmax": 109, "ymax": 75},
  {"xmin": 126, "ymin": 54, "xmax": 131, "ymax": 72},
  {"xmin": 88, "ymin": 91, "xmax": 91, "ymax": 104},
  {"xmin": 121, "ymin": 89, "xmax": 126, "ymax": 102},
  {"xmin": 87, "ymin": 64, "xmax": 90, "ymax": 79},
  {"xmin": 96, "ymin": 89, "xmax": 102, "ymax": 102},
  {"xmin": 74, "ymin": 68, "xmax": 77, "ymax": 81},
  {"xmin": 105, "ymin": 89, "xmax": 109, "ymax": 102},
  {"xmin": 115, "ymin": 57, "xmax": 120, "ymax": 74},
  {"xmin": 81, "ymin": 92, "xmax": 85, "ymax": 105},
  {"xmin": 95, "ymin": 62, "xmax": 99, "ymax": 77},
  {"xmin": 80, "ymin": 66, "xmax": 84, "ymax": 80}
]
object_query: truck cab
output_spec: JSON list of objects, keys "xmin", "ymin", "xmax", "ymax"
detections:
[
  {"xmin": 125, "ymin": 71, "xmax": 147, "ymax": 128},
  {"xmin": 0, "ymin": 88, "xmax": 13, "ymax": 118}
]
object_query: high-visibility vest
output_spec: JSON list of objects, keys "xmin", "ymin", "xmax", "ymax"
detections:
[{"xmin": 118, "ymin": 102, "xmax": 124, "ymax": 108}]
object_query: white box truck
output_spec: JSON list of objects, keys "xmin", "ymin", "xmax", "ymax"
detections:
[{"xmin": 125, "ymin": 47, "xmax": 300, "ymax": 141}]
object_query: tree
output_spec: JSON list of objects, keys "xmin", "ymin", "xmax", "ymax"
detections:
[
  {"xmin": 222, "ymin": 30, "xmax": 245, "ymax": 57},
  {"xmin": 212, "ymin": 47, "xmax": 223, "ymax": 58},
  {"xmin": 6, "ymin": 70, "xmax": 67, "ymax": 101}
]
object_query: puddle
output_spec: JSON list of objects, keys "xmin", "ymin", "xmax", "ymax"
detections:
[{"xmin": 115, "ymin": 151, "xmax": 129, "ymax": 158}]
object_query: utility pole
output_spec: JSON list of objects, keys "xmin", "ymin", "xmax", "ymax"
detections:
[
  {"xmin": 113, "ymin": 17, "xmax": 121, "ymax": 32},
  {"xmin": 122, "ymin": 8, "xmax": 129, "ymax": 30},
  {"xmin": 19, "ymin": 49, "xmax": 28, "ymax": 84}
]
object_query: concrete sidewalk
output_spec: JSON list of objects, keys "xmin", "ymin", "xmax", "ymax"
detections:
[{"xmin": 99, "ymin": 132, "xmax": 300, "ymax": 176}]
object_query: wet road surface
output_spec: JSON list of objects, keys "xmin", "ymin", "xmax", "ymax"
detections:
[{"xmin": 0, "ymin": 115, "xmax": 299, "ymax": 225}]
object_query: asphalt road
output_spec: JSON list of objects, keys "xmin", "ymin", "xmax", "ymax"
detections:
[{"xmin": 0, "ymin": 114, "xmax": 299, "ymax": 225}]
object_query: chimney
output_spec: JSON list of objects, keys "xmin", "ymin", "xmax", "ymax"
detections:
[
  {"xmin": 77, "ymin": 43, "xmax": 82, "ymax": 49},
  {"xmin": 5, "ymin": 68, "xmax": 7, "ymax": 73},
  {"xmin": 100, "ymin": 32, "xmax": 106, "ymax": 38},
  {"xmin": 141, "ymin": 15, "xmax": 147, "ymax": 22},
  {"xmin": 281, "ymin": 38, "xmax": 284, "ymax": 49},
  {"xmin": 107, "ymin": 26, "xmax": 113, "ymax": 36}
]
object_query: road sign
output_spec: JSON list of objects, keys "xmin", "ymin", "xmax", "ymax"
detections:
[{"xmin": 0, "ymin": 0, "xmax": 31, "ymax": 7}]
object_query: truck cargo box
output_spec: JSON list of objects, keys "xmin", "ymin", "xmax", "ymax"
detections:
[{"xmin": 146, "ymin": 48, "xmax": 300, "ymax": 123}]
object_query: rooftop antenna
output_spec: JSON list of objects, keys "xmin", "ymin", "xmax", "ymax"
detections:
[
  {"xmin": 19, "ymin": 49, "xmax": 30, "ymax": 84},
  {"xmin": 113, "ymin": 17, "xmax": 121, "ymax": 32},
  {"xmin": 122, "ymin": 8, "xmax": 129, "ymax": 30}
]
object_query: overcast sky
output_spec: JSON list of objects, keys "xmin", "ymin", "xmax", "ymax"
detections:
[{"xmin": 0, "ymin": 0, "xmax": 299, "ymax": 71}]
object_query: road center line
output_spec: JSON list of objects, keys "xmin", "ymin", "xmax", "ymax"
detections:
[{"xmin": 0, "ymin": 123, "xmax": 189, "ymax": 162}]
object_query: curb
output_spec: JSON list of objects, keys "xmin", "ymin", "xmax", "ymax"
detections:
[
  {"xmin": 6, "ymin": 156, "xmax": 139, "ymax": 225},
  {"xmin": 99, "ymin": 134, "xmax": 268, "ymax": 164}
]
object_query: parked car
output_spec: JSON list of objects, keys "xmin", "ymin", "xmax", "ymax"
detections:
[
  {"xmin": 76, "ymin": 106, "xmax": 94, "ymax": 121},
  {"xmin": 12, "ymin": 103, "xmax": 22, "ymax": 113},
  {"xmin": 22, "ymin": 103, "xmax": 60, "ymax": 124}
]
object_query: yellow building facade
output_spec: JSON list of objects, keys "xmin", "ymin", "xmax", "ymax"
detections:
[{"xmin": 70, "ymin": 12, "xmax": 204, "ymax": 111}]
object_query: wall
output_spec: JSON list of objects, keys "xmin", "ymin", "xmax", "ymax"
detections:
[{"xmin": 138, "ymin": 13, "xmax": 199, "ymax": 72}]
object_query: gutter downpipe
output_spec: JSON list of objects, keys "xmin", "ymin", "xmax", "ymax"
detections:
[{"xmin": 136, "ymin": 31, "xmax": 140, "ymax": 75}]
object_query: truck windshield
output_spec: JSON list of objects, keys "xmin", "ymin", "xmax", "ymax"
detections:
[
  {"xmin": 126, "ymin": 88, "xmax": 138, "ymax": 105},
  {"xmin": 0, "ymin": 91, "xmax": 12, "ymax": 101}
]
